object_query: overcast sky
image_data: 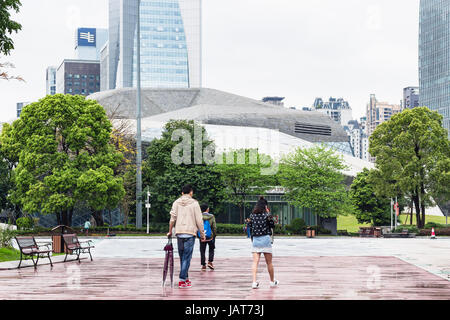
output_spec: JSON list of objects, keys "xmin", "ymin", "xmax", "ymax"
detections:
[{"xmin": 0, "ymin": 0, "xmax": 420, "ymax": 123}]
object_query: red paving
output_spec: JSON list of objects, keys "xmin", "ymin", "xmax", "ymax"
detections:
[{"xmin": 0, "ymin": 256, "xmax": 449, "ymax": 300}]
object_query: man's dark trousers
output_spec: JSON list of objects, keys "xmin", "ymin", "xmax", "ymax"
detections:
[{"xmin": 199, "ymin": 238, "xmax": 215, "ymax": 266}]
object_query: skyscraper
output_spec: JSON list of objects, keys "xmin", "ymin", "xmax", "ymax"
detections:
[
  {"xmin": 313, "ymin": 97, "xmax": 353, "ymax": 127},
  {"xmin": 74, "ymin": 27, "xmax": 109, "ymax": 61},
  {"xmin": 419, "ymin": 0, "xmax": 450, "ymax": 137},
  {"xmin": 403, "ymin": 86, "xmax": 420, "ymax": 109},
  {"xmin": 103, "ymin": 0, "xmax": 202, "ymax": 90},
  {"xmin": 46, "ymin": 66, "xmax": 57, "ymax": 95}
]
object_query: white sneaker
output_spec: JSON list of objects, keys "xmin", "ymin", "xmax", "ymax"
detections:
[
  {"xmin": 270, "ymin": 280, "xmax": 279, "ymax": 287},
  {"xmin": 252, "ymin": 282, "xmax": 260, "ymax": 289}
]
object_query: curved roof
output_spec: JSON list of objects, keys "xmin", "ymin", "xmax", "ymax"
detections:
[{"xmin": 88, "ymin": 88, "xmax": 350, "ymax": 143}]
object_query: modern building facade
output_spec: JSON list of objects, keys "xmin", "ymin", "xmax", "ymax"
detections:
[
  {"xmin": 344, "ymin": 119, "xmax": 369, "ymax": 161},
  {"xmin": 313, "ymin": 97, "xmax": 353, "ymax": 127},
  {"xmin": 56, "ymin": 60, "xmax": 101, "ymax": 96},
  {"xmin": 419, "ymin": 0, "xmax": 450, "ymax": 138},
  {"xmin": 74, "ymin": 27, "xmax": 109, "ymax": 61},
  {"xmin": 46, "ymin": 66, "xmax": 57, "ymax": 96},
  {"xmin": 89, "ymin": 87, "xmax": 375, "ymax": 231},
  {"xmin": 403, "ymin": 86, "xmax": 420, "ymax": 109},
  {"xmin": 366, "ymin": 94, "xmax": 402, "ymax": 137},
  {"xmin": 16, "ymin": 102, "xmax": 30, "ymax": 118},
  {"xmin": 103, "ymin": 0, "xmax": 202, "ymax": 90}
]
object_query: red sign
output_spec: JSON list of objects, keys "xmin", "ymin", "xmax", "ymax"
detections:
[
  {"xmin": 394, "ymin": 203, "xmax": 400, "ymax": 217},
  {"xmin": 274, "ymin": 215, "xmax": 279, "ymax": 225}
]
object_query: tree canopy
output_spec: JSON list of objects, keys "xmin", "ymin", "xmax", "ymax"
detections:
[
  {"xmin": 0, "ymin": 94, "xmax": 125, "ymax": 226},
  {"xmin": 369, "ymin": 107, "xmax": 450, "ymax": 228},
  {"xmin": 0, "ymin": 0, "xmax": 22, "ymax": 56},
  {"xmin": 143, "ymin": 120, "xmax": 226, "ymax": 223},
  {"xmin": 279, "ymin": 145, "xmax": 353, "ymax": 218},
  {"xmin": 215, "ymin": 149, "xmax": 277, "ymax": 224},
  {"xmin": 349, "ymin": 168, "xmax": 391, "ymax": 226}
]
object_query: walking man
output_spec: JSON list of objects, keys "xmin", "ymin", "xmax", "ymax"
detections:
[
  {"xmin": 199, "ymin": 203, "xmax": 217, "ymax": 271},
  {"xmin": 167, "ymin": 184, "xmax": 205, "ymax": 289}
]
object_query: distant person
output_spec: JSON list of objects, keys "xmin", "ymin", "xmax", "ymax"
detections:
[
  {"xmin": 244, "ymin": 218, "xmax": 252, "ymax": 239},
  {"xmin": 167, "ymin": 184, "xmax": 205, "ymax": 289},
  {"xmin": 248, "ymin": 201, "xmax": 279, "ymax": 289},
  {"xmin": 198, "ymin": 203, "xmax": 217, "ymax": 271},
  {"xmin": 83, "ymin": 220, "xmax": 91, "ymax": 236}
]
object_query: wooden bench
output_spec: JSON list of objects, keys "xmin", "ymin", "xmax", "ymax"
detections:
[
  {"xmin": 62, "ymin": 234, "xmax": 95, "ymax": 263},
  {"xmin": 15, "ymin": 236, "xmax": 53, "ymax": 268}
]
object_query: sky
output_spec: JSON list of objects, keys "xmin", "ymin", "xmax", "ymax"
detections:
[{"xmin": 0, "ymin": 0, "xmax": 420, "ymax": 123}]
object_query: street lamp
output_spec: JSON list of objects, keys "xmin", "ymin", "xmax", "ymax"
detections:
[
  {"xmin": 145, "ymin": 191, "xmax": 151, "ymax": 234},
  {"xmin": 136, "ymin": 0, "xmax": 143, "ymax": 229}
]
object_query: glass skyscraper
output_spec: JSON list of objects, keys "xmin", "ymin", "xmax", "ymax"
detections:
[
  {"xmin": 419, "ymin": 0, "xmax": 450, "ymax": 138},
  {"xmin": 104, "ymin": 0, "xmax": 201, "ymax": 90}
]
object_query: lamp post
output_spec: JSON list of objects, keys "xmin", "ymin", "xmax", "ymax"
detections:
[
  {"xmin": 136, "ymin": 0, "xmax": 143, "ymax": 229},
  {"xmin": 145, "ymin": 191, "xmax": 151, "ymax": 234}
]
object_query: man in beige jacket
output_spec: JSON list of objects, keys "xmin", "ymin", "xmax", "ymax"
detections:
[{"xmin": 167, "ymin": 184, "xmax": 205, "ymax": 289}]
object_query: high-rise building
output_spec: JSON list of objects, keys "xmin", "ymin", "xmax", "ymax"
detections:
[
  {"xmin": 344, "ymin": 120, "xmax": 369, "ymax": 161},
  {"xmin": 74, "ymin": 27, "xmax": 109, "ymax": 61},
  {"xmin": 403, "ymin": 86, "xmax": 420, "ymax": 110},
  {"xmin": 366, "ymin": 94, "xmax": 402, "ymax": 137},
  {"xmin": 313, "ymin": 97, "xmax": 353, "ymax": 127},
  {"xmin": 16, "ymin": 102, "xmax": 30, "ymax": 118},
  {"xmin": 56, "ymin": 60, "xmax": 101, "ymax": 96},
  {"xmin": 103, "ymin": 0, "xmax": 202, "ymax": 90},
  {"xmin": 419, "ymin": 0, "xmax": 450, "ymax": 138},
  {"xmin": 366, "ymin": 95, "xmax": 402, "ymax": 162},
  {"xmin": 46, "ymin": 66, "xmax": 57, "ymax": 95}
]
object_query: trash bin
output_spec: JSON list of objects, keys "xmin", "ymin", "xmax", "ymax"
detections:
[
  {"xmin": 306, "ymin": 227, "xmax": 316, "ymax": 238},
  {"xmin": 51, "ymin": 225, "xmax": 75, "ymax": 253},
  {"xmin": 374, "ymin": 228, "xmax": 382, "ymax": 238}
]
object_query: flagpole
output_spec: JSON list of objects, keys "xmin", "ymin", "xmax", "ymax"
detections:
[{"xmin": 136, "ymin": 0, "xmax": 143, "ymax": 229}]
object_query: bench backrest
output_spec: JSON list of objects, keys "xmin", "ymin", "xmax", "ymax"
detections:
[
  {"xmin": 15, "ymin": 236, "xmax": 37, "ymax": 250},
  {"xmin": 62, "ymin": 234, "xmax": 80, "ymax": 250}
]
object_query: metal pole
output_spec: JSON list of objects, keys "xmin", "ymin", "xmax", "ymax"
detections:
[
  {"xmin": 395, "ymin": 196, "xmax": 398, "ymax": 228},
  {"xmin": 146, "ymin": 191, "xmax": 150, "ymax": 234},
  {"xmin": 390, "ymin": 198, "xmax": 393, "ymax": 231},
  {"xmin": 136, "ymin": 0, "xmax": 143, "ymax": 229}
]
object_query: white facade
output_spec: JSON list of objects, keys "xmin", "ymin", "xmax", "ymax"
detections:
[{"xmin": 46, "ymin": 66, "xmax": 57, "ymax": 95}]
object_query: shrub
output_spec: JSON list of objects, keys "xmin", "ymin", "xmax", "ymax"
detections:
[
  {"xmin": 16, "ymin": 217, "xmax": 35, "ymax": 230},
  {"xmin": 0, "ymin": 227, "xmax": 17, "ymax": 248},
  {"xmin": 286, "ymin": 218, "xmax": 306, "ymax": 235},
  {"xmin": 274, "ymin": 224, "xmax": 288, "ymax": 235},
  {"xmin": 393, "ymin": 225, "xmax": 419, "ymax": 234},
  {"xmin": 424, "ymin": 222, "xmax": 445, "ymax": 229}
]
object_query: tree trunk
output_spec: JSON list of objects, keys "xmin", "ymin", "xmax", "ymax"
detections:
[
  {"xmin": 413, "ymin": 193, "xmax": 421, "ymax": 228},
  {"xmin": 68, "ymin": 209, "xmax": 73, "ymax": 227},
  {"xmin": 55, "ymin": 211, "xmax": 61, "ymax": 226},
  {"xmin": 92, "ymin": 210, "xmax": 104, "ymax": 227},
  {"xmin": 420, "ymin": 184, "xmax": 426, "ymax": 229},
  {"xmin": 239, "ymin": 205, "xmax": 244, "ymax": 225},
  {"xmin": 410, "ymin": 202, "xmax": 413, "ymax": 226}
]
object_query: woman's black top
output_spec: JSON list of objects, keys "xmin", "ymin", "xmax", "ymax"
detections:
[{"xmin": 248, "ymin": 212, "xmax": 275, "ymax": 237}]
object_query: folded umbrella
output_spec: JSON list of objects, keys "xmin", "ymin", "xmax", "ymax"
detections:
[{"xmin": 162, "ymin": 236, "xmax": 174, "ymax": 288}]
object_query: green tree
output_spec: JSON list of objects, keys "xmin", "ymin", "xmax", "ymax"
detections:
[
  {"xmin": 143, "ymin": 120, "xmax": 226, "ymax": 223},
  {"xmin": 369, "ymin": 107, "xmax": 450, "ymax": 228},
  {"xmin": 0, "ymin": 94, "xmax": 125, "ymax": 226},
  {"xmin": 1, "ymin": 0, "xmax": 23, "ymax": 81},
  {"xmin": 215, "ymin": 149, "xmax": 276, "ymax": 224},
  {"xmin": 349, "ymin": 168, "xmax": 391, "ymax": 226},
  {"xmin": 279, "ymin": 145, "xmax": 353, "ymax": 218}
]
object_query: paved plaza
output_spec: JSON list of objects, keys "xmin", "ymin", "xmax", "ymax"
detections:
[{"xmin": 1, "ymin": 237, "xmax": 449, "ymax": 300}]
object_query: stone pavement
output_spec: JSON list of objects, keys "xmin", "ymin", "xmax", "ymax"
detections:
[
  {"xmin": 1, "ymin": 237, "xmax": 449, "ymax": 300},
  {"xmin": 1, "ymin": 256, "xmax": 449, "ymax": 300}
]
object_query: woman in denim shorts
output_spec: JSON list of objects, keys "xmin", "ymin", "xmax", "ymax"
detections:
[{"xmin": 248, "ymin": 197, "xmax": 279, "ymax": 289}]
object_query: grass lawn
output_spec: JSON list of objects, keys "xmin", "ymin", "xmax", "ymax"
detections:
[
  {"xmin": 337, "ymin": 215, "xmax": 371, "ymax": 233},
  {"xmin": 0, "ymin": 247, "xmax": 64, "ymax": 263},
  {"xmin": 398, "ymin": 214, "xmax": 449, "ymax": 226},
  {"xmin": 337, "ymin": 214, "xmax": 449, "ymax": 234}
]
